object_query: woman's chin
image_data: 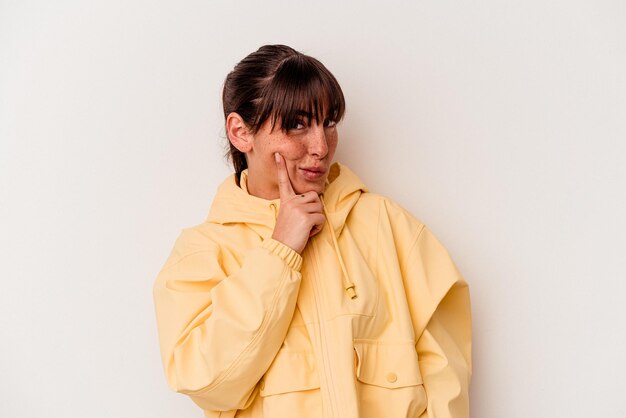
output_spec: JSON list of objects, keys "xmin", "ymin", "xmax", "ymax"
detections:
[{"xmin": 294, "ymin": 180, "xmax": 326, "ymax": 195}]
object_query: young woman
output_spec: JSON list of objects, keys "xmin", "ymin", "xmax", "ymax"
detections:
[{"xmin": 153, "ymin": 44, "xmax": 472, "ymax": 418}]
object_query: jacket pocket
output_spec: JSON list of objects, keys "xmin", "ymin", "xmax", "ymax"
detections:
[
  {"xmin": 258, "ymin": 349, "xmax": 322, "ymax": 416},
  {"xmin": 354, "ymin": 340, "xmax": 427, "ymax": 418}
]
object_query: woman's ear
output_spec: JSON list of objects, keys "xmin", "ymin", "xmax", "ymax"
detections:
[{"xmin": 226, "ymin": 112, "xmax": 253, "ymax": 153}]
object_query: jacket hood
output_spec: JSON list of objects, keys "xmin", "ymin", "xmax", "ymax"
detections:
[
  {"xmin": 207, "ymin": 161, "xmax": 368, "ymax": 300},
  {"xmin": 206, "ymin": 161, "xmax": 368, "ymax": 240}
]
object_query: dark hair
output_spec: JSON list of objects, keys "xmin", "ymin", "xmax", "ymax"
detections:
[{"xmin": 222, "ymin": 44, "xmax": 346, "ymax": 185}]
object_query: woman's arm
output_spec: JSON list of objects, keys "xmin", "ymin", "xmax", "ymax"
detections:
[
  {"xmin": 152, "ymin": 228, "xmax": 303, "ymax": 412},
  {"xmin": 404, "ymin": 225, "xmax": 472, "ymax": 418},
  {"xmin": 416, "ymin": 279, "xmax": 472, "ymax": 417},
  {"xmin": 384, "ymin": 198, "xmax": 472, "ymax": 418}
]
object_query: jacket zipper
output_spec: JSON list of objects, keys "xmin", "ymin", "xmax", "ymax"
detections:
[{"xmin": 310, "ymin": 239, "xmax": 340, "ymax": 418}]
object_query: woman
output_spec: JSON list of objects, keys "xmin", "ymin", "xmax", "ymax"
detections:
[{"xmin": 153, "ymin": 44, "xmax": 472, "ymax": 418}]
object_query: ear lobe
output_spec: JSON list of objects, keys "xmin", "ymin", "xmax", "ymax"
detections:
[{"xmin": 226, "ymin": 112, "xmax": 253, "ymax": 153}]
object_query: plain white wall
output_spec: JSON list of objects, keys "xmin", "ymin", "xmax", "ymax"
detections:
[{"xmin": 1, "ymin": 0, "xmax": 625, "ymax": 417}]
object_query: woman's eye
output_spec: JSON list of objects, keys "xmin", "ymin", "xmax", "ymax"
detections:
[{"xmin": 288, "ymin": 119, "xmax": 306, "ymax": 130}]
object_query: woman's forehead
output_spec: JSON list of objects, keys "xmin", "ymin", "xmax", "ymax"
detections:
[{"xmin": 276, "ymin": 96, "xmax": 334, "ymax": 120}]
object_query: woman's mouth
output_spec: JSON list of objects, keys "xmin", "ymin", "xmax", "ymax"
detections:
[{"xmin": 299, "ymin": 167, "xmax": 326, "ymax": 180}]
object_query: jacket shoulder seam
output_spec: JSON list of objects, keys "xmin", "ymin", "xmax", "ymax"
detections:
[
  {"xmin": 161, "ymin": 249, "xmax": 218, "ymax": 271},
  {"xmin": 404, "ymin": 223, "xmax": 427, "ymax": 265},
  {"xmin": 160, "ymin": 227, "xmax": 222, "ymax": 271}
]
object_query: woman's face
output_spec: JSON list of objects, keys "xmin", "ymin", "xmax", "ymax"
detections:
[{"xmin": 245, "ymin": 115, "xmax": 338, "ymax": 200}]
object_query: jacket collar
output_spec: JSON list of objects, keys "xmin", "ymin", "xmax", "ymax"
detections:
[{"xmin": 206, "ymin": 161, "xmax": 368, "ymax": 240}]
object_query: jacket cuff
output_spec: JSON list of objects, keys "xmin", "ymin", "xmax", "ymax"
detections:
[{"xmin": 261, "ymin": 238, "xmax": 303, "ymax": 271}]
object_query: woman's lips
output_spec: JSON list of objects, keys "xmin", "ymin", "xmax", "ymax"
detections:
[{"xmin": 299, "ymin": 167, "xmax": 326, "ymax": 180}]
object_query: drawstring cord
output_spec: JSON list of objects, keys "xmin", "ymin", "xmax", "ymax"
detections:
[
  {"xmin": 320, "ymin": 195, "xmax": 357, "ymax": 299},
  {"xmin": 269, "ymin": 202, "xmax": 278, "ymax": 220}
]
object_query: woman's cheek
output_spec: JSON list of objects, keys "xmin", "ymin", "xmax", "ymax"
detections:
[
  {"xmin": 277, "ymin": 142, "xmax": 307, "ymax": 160},
  {"xmin": 327, "ymin": 136, "xmax": 339, "ymax": 158}
]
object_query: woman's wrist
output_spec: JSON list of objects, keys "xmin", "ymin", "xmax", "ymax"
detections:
[{"xmin": 262, "ymin": 237, "xmax": 303, "ymax": 271}]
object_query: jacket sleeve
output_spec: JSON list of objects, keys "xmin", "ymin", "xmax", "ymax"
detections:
[
  {"xmin": 152, "ymin": 228, "xmax": 303, "ymax": 412},
  {"xmin": 401, "ymin": 223, "xmax": 472, "ymax": 418}
]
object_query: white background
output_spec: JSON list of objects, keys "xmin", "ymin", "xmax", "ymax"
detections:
[{"xmin": 1, "ymin": 1, "xmax": 625, "ymax": 417}]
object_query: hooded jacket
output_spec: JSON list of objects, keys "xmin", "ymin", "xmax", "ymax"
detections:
[{"xmin": 153, "ymin": 162, "xmax": 472, "ymax": 418}]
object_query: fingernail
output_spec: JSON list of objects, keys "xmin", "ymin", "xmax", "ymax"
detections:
[{"xmin": 274, "ymin": 152, "xmax": 280, "ymax": 163}]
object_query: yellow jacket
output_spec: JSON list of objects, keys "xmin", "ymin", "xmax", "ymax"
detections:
[{"xmin": 153, "ymin": 162, "xmax": 472, "ymax": 418}]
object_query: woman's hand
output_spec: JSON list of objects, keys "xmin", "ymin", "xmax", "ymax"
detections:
[{"xmin": 271, "ymin": 152, "xmax": 326, "ymax": 254}]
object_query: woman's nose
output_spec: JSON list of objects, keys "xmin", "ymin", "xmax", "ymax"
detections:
[{"xmin": 309, "ymin": 125, "xmax": 328, "ymax": 158}]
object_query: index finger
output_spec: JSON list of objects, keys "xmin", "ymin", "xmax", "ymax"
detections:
[{"xmin": 274, "ymin": 152, "xmax": 296, "ymax": 200}]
